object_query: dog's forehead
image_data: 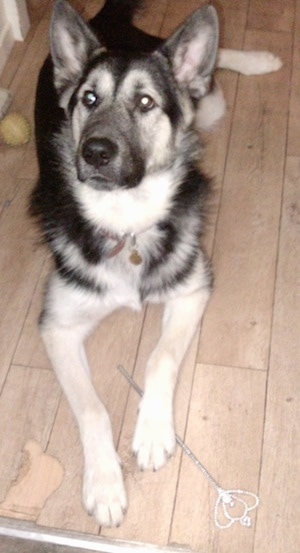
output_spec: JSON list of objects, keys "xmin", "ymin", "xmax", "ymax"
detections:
[
  {"xmin": 86, "ymin": 67, "xmax": 115, "ymax": 97},
  {"xmin": 86, "ymin": 55, "xmax": 167, "ymax": 99},
  {"xmin": 119, "ymin": 67, "xmax": 163, "ymax": 97}
]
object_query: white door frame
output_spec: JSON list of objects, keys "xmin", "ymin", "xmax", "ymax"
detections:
[
  {"xmin": 0, "ymin": 0, "xmax": 29, "ymax": 75},
  {"xmin": 1, "ymin": 0, "xmax": 29, "ymax": 40}
]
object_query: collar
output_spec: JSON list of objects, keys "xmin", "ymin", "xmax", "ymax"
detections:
[
  {"xmin": 103, "ymin": 231, "xmax": 127, "ymax": 258},
  {"xmin": 103, "ymin": 231, "xmax": 143, "ymax": 265}
]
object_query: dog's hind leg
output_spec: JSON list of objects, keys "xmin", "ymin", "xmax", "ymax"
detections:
[
  {"xmin": 217, "ymin": 48, "xmax": 283, "ymax": 75},
  {"xmin": 132, "ymin": 282, "xmax": 211, "ymax": 471},
  {"xmin": 40, "ymin": 273, "xmax": 127, "ymax": 527},
  {"xmin": 194, "ymin": 46, "xmax": 282, "ymax": 131},
  {"xmin": 194, "ymin": 79, "xmax": 227, "ymax": 131}
]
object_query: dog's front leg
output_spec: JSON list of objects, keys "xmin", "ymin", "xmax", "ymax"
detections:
[
  {"xmin": 133, "ymin": 285, "xmax": 210, "ymax": 471},
  {"xmin": 41, "ymin": 274, "xmax": 127, "ymax": 527}
]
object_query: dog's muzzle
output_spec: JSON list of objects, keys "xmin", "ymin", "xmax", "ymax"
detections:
[
  {"xmin": 77, "ymin": 134, "xmax": 145, "ymax": 189},
  {"xmin": 82, "ymin": 137, "xmax": 118, "ymax": 169}
]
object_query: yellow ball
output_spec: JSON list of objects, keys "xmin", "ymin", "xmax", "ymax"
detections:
[{"xmin": 0, "ymin": 112, "xmax": 31, "ymax": 146}]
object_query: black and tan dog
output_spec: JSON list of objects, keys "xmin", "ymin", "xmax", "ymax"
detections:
[{"xmin": 31, "ymin": 0, "xmax": 281, "ymax": 527}]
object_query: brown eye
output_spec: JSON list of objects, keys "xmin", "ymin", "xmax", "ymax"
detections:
[
  {"xmin": 139, "ymin": 95, "xmax": 155, "ymax": 112},
  {"xmin": 82, "ymin": 90, "xmax": 98, "ymax": 108}
]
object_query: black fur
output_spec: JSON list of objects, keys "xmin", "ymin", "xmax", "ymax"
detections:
[
  {"xmin": 28, "ymin": 1, "xmax": 220, "ymax": 527},
  {"xmin": 31, "ymin": 0, "xmax": 216, "ymax": 297}
]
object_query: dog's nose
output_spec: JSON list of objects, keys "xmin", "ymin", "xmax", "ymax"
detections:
[{"xmin": 82, "ymin": 137, "xmax": 118, "ymax": 167}]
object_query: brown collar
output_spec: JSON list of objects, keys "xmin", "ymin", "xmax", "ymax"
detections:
[
  {"xmin": 105, "ymin": 233, "xmax": 127, "ymax": 258},
  {"xmin": 103, "ymin": 231, "xmax": 143, "ymax": 264}
]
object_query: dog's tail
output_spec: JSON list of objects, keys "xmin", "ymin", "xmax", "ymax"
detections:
[
  {"xmin": 217, "ymin": 48, "xmax": 283, "ymax": 75},
  {"xmin": 89, "ymin": 0, "xmax": 161, "ymax": 52}
]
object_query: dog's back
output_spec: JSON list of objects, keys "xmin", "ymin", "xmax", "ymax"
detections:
[{"xmin": 90, "ymin": 0, "xmax": 161, "ymax": 51}]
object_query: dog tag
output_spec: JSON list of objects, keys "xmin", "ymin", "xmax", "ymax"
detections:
[
  {"xmin": 129, "ymin": 248, "xmax": 143, "ymax": 265},
  {"xmin": 129, "ymin": 234, "xmax": 142, "ymax": 265}
]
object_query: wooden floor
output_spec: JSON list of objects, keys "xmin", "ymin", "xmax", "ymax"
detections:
[{"xmin": 0, "ymin": 0, "xmax": 299, "ymax": 551}]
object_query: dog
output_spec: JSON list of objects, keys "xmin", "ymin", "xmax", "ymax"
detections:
[{"xmin": 31, "ymin": 0, "xmax": 282, "ymax": 527}]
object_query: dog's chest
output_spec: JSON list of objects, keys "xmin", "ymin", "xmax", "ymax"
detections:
[{"xmin": 74, "ymin": 233, "xmax": 146, "ymax": 308}]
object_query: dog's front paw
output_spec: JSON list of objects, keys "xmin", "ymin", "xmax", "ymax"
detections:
[
  {"xmin": 132, "ymin": 396, "xmax": 176, "ymax": 471},
  {"xmin": 83, "ymin": 451, "xmax": 127, "ymax": 527}
]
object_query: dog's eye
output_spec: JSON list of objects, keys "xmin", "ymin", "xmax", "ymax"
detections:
[
  {"xmin": 138, "ymin": 95, "xmax": 155, "ymax": 112},
  {"xmin": 82, "ymin": 91, "xmax": 98, "ymax": 108}
]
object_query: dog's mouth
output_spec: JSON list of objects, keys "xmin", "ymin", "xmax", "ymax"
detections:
[
  {"xmin": 76, "ymin": 161, "xmax": 145, "ymax": 191},
  {"xmin": 76, "ymin": 136, "xmax": 145, "ymax": 190},
  {"xmin": 76, "ymin": 158, "xmax": 116, "ymax": 189}
]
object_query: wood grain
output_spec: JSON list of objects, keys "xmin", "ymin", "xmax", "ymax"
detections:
[
  {"xmin": 254, "ymin": 157, "xmax": 300, "ymax": 553},
  {"xmin": 169, "ymin": 364, "xmax": 266, "ymax": 552},
  {"xmin": 247, "ymin": 0, "xmax": 294, "ymax": 33},
  {"xmin": 198, "ymin": 109, "xmax": 287, "ymax": 370},
  {"xmin": 0, "ymin": 1, "xmax": 297, "ymax": 552},
  {"xmin": 0, "ymin": 179, "xmax": 46, "ymax": 388},
  {"xmin": 287, "ymin": 1, "xmax": 300, "ymax": 156},
  {"xmin": 0, "ymin": 366, "xmax": 60, "ymax": 509}
]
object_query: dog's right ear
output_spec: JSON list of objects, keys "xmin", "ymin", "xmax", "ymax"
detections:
[
  {"xmin": 50, "ymin": 0, "xmax": 101, "ymax": 95},
  {"xmin": 160, "ymin": 5, "xmax": 219, "ymax": 99}
]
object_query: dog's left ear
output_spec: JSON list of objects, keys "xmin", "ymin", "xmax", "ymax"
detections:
[
  {"xmin": 50, "ymin": 0, "xmax": 101, "ymax": 97},
  {"xmin": 161, "ymin": 5, "xmax": 219, "ymax": 98}
]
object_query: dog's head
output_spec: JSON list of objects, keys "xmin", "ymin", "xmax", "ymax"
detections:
[{"xmin": 50, "ymin": 0, "xmax": 219, "ymax": 190}]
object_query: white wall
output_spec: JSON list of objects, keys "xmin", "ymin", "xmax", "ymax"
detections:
[
  {"xmin": 0, "ymin": 0, "xmax": 30, "ymax": 75},
  {"xmin": 2, "ymin": 0, "xmax": 30, "ymax": 40}
]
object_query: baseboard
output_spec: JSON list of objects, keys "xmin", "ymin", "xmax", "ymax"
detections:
[
  {"xmin": 0, "ymin": 516, "xmax": 193, "ymax": 553},
  {"xmin": 0, "ymin": 87, "xmax": 12, "ymax": 118},
  {"xmin": 0, "ymin": 21, "xmax": 14, "ymax": 76}
]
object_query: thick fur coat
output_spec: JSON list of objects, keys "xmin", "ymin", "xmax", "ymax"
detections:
[{"xmin": 31, "ymin": 0, "xmax": 282, "ymax": 527}]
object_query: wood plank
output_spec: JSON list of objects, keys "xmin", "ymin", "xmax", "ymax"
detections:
[
  {"xmin": 82, "ymin": 1, "xmax": 105, "ymax": 21},
  {"xmin": 0, "ymin": 147, "xmax": 29, "ymax": 208},
  {"xmin": 0, "ymin": 1, "xmax": 297, "ymax": 551},
  {"xmin": 198, "ymin": 106, "xmax": 287, "ymax": 370},
  {"xmin": 0, "ymin": 179, "xmax": 46, "ymax": 389},
  {"xmin": 247, "ymin": 0, "xmax": 294, "ymax": 33},
  {"xmin": 13, "ymin": 255, "xmax": 52, "ymax": 370},
  {"xmin": 19, "ymin": 141, "xmax": 39, "ymax": 181},
  {"xmin": 161, "ymin": 0, "xmax": 248, "ymax": 47},
  {"xmin": 169, "ymin": 364, "xmax": 266, "ymax": 552},
  {"xmin": 160, "ymin": 0, "xmax": 207, "ymax": 38},
  {"xmin": 202, "ymin": 7, "xmax": 248, "ymax": 255},
  {"xmin": 220, "ymin": 0, "xmax": 249, "ymax": 11},
  {"xmin": 101, "ymin": 304, "xmax": 198, "ymax": 545},
  {"xmin": 0, "ymin": 365, "xmax": 61, "ymax": 517},
  {"xmin": 235, "ymin": 30, "xmax": 292, "ymax": 116},
  {"xmin": 219, "ymin": 5, "xmax": 247, "ymax": 50},
  {"xmin": 26, "ymin": 0, "xmax": 52, "ymax": 25},
  {"xmin": 133, "ymin": 0, "xmax": 168, "ymax": 38},
  {"xmin": 254, "ymin": 157, "xmax": 300, "ymax": 553},
  {"xmin": 287, "ymin": 1, "xmax": 300, "ymax": 156}
]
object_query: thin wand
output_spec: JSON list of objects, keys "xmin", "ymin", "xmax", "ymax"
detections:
[{"xmin": 117, "ymin": 364, "xmax": 260, "ymax": 529}]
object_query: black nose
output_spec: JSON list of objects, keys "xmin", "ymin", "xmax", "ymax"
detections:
[{"xmin": 82, "ymin": 137, "xmax": 118, "ymax": 167}]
